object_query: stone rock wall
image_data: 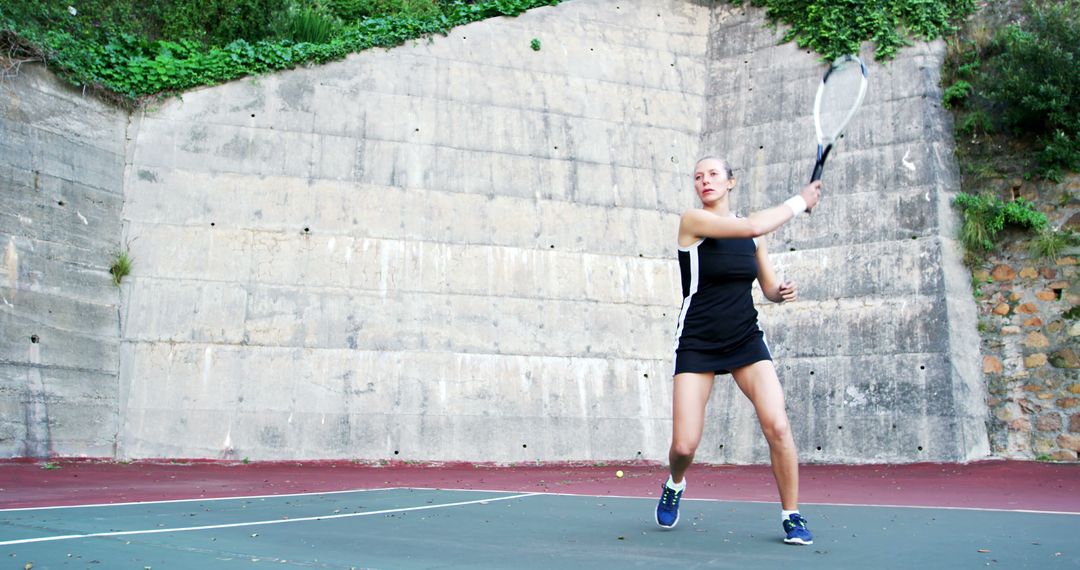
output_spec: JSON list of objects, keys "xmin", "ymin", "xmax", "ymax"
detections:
[{"xmin": 976, "ymin": 175, "xmax": 1080, "ymax": 461}]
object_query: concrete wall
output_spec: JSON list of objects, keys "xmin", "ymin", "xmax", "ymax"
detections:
[
  {"xmin": 117, "ymin": 0, "xmax": 709, "ymax": 461},
  {"xmin": 2, "ymin": 0, "xmax": 990, "ymax": 463},
  {"xmin": 0, "ymin": 65, "xmax": 127, "ymax": 457},
  {"xmin": 700, "ymin": 5, "xmax": 988, "ymax": 462}
]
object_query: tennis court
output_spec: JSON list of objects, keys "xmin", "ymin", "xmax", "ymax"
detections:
[{"xmin": 3, "ymin": 460, "xmax": 1076, "ymax": 569}]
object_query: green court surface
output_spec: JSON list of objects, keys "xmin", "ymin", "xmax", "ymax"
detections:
[{"xmin": 2, "ymin": 488, "xmax": 1075, "ymax": 569}]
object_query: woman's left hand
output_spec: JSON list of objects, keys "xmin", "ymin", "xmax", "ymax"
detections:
[{"xmin": 778, "ymin": 281, "xmax": 797, "ymax": 302}]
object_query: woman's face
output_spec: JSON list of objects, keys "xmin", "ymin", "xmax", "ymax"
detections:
[{"xmin": 694, "ymin": 159, "xmax": 734, "ymax": 205}]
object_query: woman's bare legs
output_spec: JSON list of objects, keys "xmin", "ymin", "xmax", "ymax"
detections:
[
  {"xmin": 668, "ymin": 372, "xmax": 715, "ymax": 484},
  {"xmin": 732, "ymin": 360, "xmax": 799, "ymax": 510}
]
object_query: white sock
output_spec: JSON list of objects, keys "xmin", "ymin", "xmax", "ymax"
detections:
[
  {"xmin": 666, "ymin": 475, "xmax": 686, "ymax": 491},
  {"xmin": 782, "ymin": 509, "xmax": 800, "ymax": 522}
]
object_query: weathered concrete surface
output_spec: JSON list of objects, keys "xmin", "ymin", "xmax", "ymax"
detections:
[
  {"xmin": 117, "ymin": 0, "xmax": 707, "ymax": 461},
  {"xmin": 0, "ymin": 65, "xmax": 127, "ymax": 457},
  {"xmin": 2, "ymin": 0, "xmax": 989, "ymax": 464},
  {"xmin": 701, "ymin": 5, "xmax": 988, "ymax": 462}
]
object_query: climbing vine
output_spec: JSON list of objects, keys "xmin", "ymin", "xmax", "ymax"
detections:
[
  {"xmin": 0, "ymin": 0, "xmax": 560, "ymax": 105},
  {"xmin": 729, "ymin": 0, "xmax": 976, "ymax": 61}
]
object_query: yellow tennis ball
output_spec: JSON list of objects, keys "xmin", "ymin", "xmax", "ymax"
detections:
[{"xmin": 615, "ymin": 470, "xmax": 624, "ymax": 478}]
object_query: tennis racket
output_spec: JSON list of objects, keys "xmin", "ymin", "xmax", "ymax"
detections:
[{"xmin": 808, "ymin": 54, "xmax": 868, "ymax": 213}]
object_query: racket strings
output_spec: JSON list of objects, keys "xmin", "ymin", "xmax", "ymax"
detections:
[{"xmin": 816, "ymin": 64, "xmax": 866, "ymax": 138}]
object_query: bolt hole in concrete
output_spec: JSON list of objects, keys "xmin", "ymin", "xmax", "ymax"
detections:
[
  {"xmin": 522, "ymin": 444, "xmax": 527, "ymax": 448},
  {"xmin": 394, "ymin": 450, "xmax": 399, "ymax": 455},
  {"xmin": 918, "ymin": 446, "xmax": 924, "ymax": 451},
  {"xmin": 30, "ymin": 334, "xmax": 40, "ymax": 343},
  {"xmin": 810, "ymin": 370, "xmax": 815, "ymax": 375},
  {"xmin": 838, "ymin": 425, "xmax": 843, "ymax": 430},
  {"xmin": 549, "ymin": 244, "xmax": 554, "ymax": 249},
  {"xmin": 57, "ymin": 200, "xmax": 65, "ymax": 206},
  {"xmin": 211, "ymin": 222, "xmax": 215, "ymax": 227},
  {"xmin": 250, "ymin": 114, "xmax": 255, "ymax": 118},
  {"xmin": 816, "ymin": 446, "xmax": 822, "ymax": 451},
  {"xmin": 920, "ymin": 365, "xmax": 925, "ymax": 370},
  {"xmin": 643, "ymin": 373, "xmax": 649, "ymax": 378},
  {"xmin": 304, "ymin": 227, "xmax": 310, "ymax": 233}
]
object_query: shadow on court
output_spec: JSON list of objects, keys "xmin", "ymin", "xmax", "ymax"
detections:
[{"xmin": 3, "ymin": 487, "xmax": 1076, "ymax": 569}]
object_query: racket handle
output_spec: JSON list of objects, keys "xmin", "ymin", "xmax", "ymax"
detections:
[
  {"xmin": 810, "ymin": 159, "xmax": 826, "ymax": 183},
  {"xmin": 807, "ymin": 145, "xmax": 833, "ymax": 214},
  {"xmin": 805, "ymin": 161, "xmax": 825, "ymax": 214}
]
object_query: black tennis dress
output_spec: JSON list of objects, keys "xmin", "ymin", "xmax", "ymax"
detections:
[{"xmin": 671, "ymin": 235, "xmax": 772, "ymax": 376}]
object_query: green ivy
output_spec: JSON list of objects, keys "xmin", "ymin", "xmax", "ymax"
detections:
[
  {"xmin": 326, "ymin": 0, "xmax": 443, "ymax": 23},
  {"xmin": 728, "ymin": 0, "xmax": 975, "ymax": 61},
  {"xmin": 0, "ymin": 0, "xmax": 560, "ymax": 104}
]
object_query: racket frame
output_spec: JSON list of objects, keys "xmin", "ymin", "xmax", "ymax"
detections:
[{"xmin": 807, "ymin": 54, "xmax": 868, "ymax": 212}]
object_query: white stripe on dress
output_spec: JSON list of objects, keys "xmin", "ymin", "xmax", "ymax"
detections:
[{"xmin": 671, "ymin": 240, "xmax": 702, "ymax": 375}]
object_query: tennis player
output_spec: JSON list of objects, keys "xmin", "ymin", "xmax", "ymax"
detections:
[{"xmin": 655, "ymin": 157, "xmax": 821, "ymax": 545}]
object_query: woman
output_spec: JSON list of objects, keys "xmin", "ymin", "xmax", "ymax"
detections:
[{"xmin": 655, "ymin": 157, "xmax": 821, "ymax": 546}]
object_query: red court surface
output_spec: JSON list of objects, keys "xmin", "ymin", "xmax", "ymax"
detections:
[{"xmin": 2, "ymin": 458, "xmax": 1077, "ymax": 513}]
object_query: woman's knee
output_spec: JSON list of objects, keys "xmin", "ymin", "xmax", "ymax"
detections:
[
  {"xmin": 670, "ymin": 439, "xmax": 699, "ymax": 459},
  {"xmin": 760, "ymin": 416, "xmax": 792, "ymax": 444}
]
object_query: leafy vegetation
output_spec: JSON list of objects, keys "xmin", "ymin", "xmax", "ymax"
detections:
[
  {"xmin": 952, "ymin": 192, "xmax": 1048, "ymax": 253},
  {"xmin": 944, "ymin": 1, "xmax": 1080, "ymax": 181},
  {"xmin": 0, "ymin": 0, "xmax": 561, "ymax": 105},
  {"xmin": 0, "ymin": 0, "xmax": 985, "ymax": 105},
  {"xmin": 728, "ymin": 0, "xmax": 975, "ymax": 61},
  {"xmin": 942, "ymin": 79, "xmax": 971, "ymax": 109}
]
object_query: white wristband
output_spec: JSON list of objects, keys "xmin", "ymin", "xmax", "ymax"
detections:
[{"xmin": 784, "ymin": 195, "xmax": 808, "ymax": 217}]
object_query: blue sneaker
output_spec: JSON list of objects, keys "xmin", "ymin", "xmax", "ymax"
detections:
[
  {"xmin": 783, "ymin": 513, "xmax": 813, "ymax": 545},
  {"xmin": 655, "ymin": 482, "xmax": 683, "ymax": 529}
]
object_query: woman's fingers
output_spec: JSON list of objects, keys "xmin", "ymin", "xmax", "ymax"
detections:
[{"xmin": 779, "ymin": 281, "xmax": 797, "ymax": 302}]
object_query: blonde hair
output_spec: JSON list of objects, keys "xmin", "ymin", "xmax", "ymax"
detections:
[{"xmin": 695, "ymin": 156, "xmax": 734, "ymax": 180}]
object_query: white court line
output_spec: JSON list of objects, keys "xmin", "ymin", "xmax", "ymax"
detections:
[
  {"xmin": 0, "ymin": 492, "xmax": 539, "ymax": 546},
  {"xmin": 0, "ymin": 487, "xmax": 402, "ymax": 512},
  {"xmin": 400, "ymin": 487, "xmax": 1080, "ymax": 516}
]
